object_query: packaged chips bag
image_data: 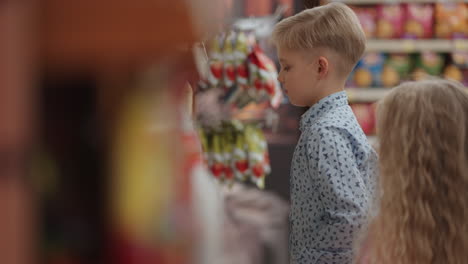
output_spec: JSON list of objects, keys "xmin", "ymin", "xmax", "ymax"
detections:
[
  {"xmin": 435, "ymin": 3, "xmax": 468, "ymax": 39},
  {"xmin": 376, "ymin": 4, "xmax": 405, "ymax": 39},
  {"xmin": 412, "ymin": 52, "xmax": 444, "ymax": 80},
  {"xmin": 353, "ymin": 6, "xmax": 377, "ymax": 39},
  {"xmin": 404, "ymin": 3, "xmax": 434, "ymax": 39},
  {"xmin": 382, "ymin": 54, "xmax": 411, "ymax": 87},
  {"xmin": 352, "ymin": 53, "xmax": 385, "ymax": 87}
]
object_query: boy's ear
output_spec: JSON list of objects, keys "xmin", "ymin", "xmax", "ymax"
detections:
[{"xmin": 317, "ymin": 56, "xmax": 329, "ymax": 79}]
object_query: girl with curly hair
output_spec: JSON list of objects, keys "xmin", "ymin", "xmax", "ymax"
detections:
[{"xmin": 357, "ymin": 79, "xmax": 468, "ymax": 264}]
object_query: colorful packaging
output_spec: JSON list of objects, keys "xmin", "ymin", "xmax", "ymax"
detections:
[
  {"xmin": 233, "ymin": 32, "xmax": 250, "ymax": 97},
  {"xmin": 376, "ymin": 4, "xmax": 405, "ymax": 39},
  {"xmin": 210, "ymin": 133, "xmax": 225, "ymax": 180},
  {"xmin": 223, "ymin": 32, "xmax": 237, "ymax": 90},
  {"xmin": 382, "ymin": 54, "xmax": 411, "ymax": 87},
  {"xmin": 247, "ymin": 45, "xmax": 283, "ymax": 108},
  {"xmin": 413, "ymin": 52, "xmax": 444, "ymax": 79},
  {"xmin": 232, "ymin": 130, "xmax": 250, "ymax": 181},
  {"xmin": 244, "ymin": 125, "xmax": 269, "ymax": 189},
  {"xmin": 444, "ymin": 64, "xmax": 464, "ymax": 82},
  {"xmin": 452, "ymin": 52, "xmax": 468, "ymax": 68},
  {"xmin": 221, "ymin": 129, "xmax": 235, "ymax": 185},
  {"xmin": 351, "ymin": 103, "xmax": 376, "ymax": 135},
  {"xmin": 435, "ymin": 3, "xmax": 468, "ymax": 39},
  {"xmin": 404, "ymin": 4, "xmax": 434, "ymax": 39},
  {"xmin": 352, "ymin": 53, "xmax": 385, "ymax": 87},
  {"xmin": 462, "ymin": 69, "xmax": 468, "ymax": 86},
  {"xmin": 207, "ymin": 36, "xmax": 224, "ymax": 87},
  {"xmin": 353, "ymin": 7, "xmax": 377, "ymax": 39}
]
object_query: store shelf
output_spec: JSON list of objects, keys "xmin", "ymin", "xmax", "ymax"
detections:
[
  {"xmin": 366, "ymin": 39, "xmax": 468, "ymax": 53},
  {"xmin": 347, "ymin": 88, "xmax": 391, "ymax": 103},
  {"xmin": 336, "ymin": 0, "xmax": 468, "ymax": 4}
]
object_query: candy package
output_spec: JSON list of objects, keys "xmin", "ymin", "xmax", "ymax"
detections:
[
  {"xmin": 376, "ymin": 4, "xmax": 405, "ymax": 39},
  {"xmin": 223, "ymin": 32, "xmax": 237, "ymax": 90},
  {"xmin": 199, "ymin": 122, "xmax": 271, "ymax": 189},
  {"xmin": 404, "ymin": 3, "xmax": 434, "ymax": 39},
  {"xmin": 207, "ymin": 36, "xmax": 224, "ymax": 88},
  {"xmin": 247, "ymin": 45, "xmax": 283, "ymax": 107}
]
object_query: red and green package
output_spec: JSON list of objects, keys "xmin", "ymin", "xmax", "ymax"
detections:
[
  {"xmin": 404, "ymin": 3, "xmax": 434, "ymax": 39},
  {"xmin": 223, "ymin": 32, "xmax": 237, "ymax": 90},
  {"xmin": 247, "ymin": 45, "xmax": 283, "ymax": 108},
  {"xmin": 207, "ymin": 36, "xmax": 224, "ymax": 87},
  {"xmin": 221, "ymin": 129, "xmax": 235, "ymax": 185},
  {"xmin": 225, "ymin": 32, "xmax": 250, "ymax": 105},
  {"xmin": 232, "ymin": 130, "xmax": 249, "ymax": 182},
  {"xmin": 234, "ymin": 32, "xmax": 249, "ymax": 89},
  {"xmin": 245, "ymin": 125, "xmax": 270, "ymax": 189},
  {"xmin": 209, "ymin": 133, "xmax": 225, "ymax": 180}
]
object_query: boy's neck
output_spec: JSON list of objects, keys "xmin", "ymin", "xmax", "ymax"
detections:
[{"xmin": 309, "ymin": 80, "xmax": 346, "ymax": 107}]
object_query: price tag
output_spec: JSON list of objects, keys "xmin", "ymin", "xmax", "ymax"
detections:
[
  {"xmin": 402, "ymin": 40, "xmax": 415, "ymax": 52},
  {"xmin": 454, "ymin": 40, "xmax": 468, "ymax": 51}
]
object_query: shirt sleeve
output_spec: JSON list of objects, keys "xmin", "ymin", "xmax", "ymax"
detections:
[{"xmin": 305, "ymin": 126, "xmax": 372, "ymax": 262}]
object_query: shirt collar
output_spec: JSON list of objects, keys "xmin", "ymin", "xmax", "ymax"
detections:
[{"xmin": 299, "ymin": 91, "xmax": 348, "ymax": 131}]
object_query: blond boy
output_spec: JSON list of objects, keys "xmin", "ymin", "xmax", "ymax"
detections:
[{"xmin": 271, "ymin": 3, "xmax": 378, "ymax": 264}]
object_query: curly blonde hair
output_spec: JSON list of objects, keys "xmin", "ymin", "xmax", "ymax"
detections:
[{"xmin": 369, "ymin": 79, "xmax": 468, "ymax": 264}]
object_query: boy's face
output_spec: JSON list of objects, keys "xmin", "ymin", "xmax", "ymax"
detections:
[{"xmin": 277, "ymin": 47, "xmax": 320, "ymax": 107}]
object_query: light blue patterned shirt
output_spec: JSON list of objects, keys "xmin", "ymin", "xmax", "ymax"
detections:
[{"xmin": 289, "ymin": 91, "xmax": 378, "ymax": 264}]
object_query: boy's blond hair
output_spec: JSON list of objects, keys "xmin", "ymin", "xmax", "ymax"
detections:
[{"xmin": 271, "ymin": 3, "xmax": 366, "ymax": 75}]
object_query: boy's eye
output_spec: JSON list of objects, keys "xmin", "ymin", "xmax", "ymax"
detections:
[{"xmin": 283, "ymin": 66, "xmax": 291, "ymax": 72}]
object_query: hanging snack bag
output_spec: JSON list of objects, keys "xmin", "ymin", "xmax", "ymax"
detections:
[
  {"xmin": 207, "ymin": 36, "xmax": 224, "ymax": 88},
  {"xmin": 232, "ymin": 127, "xmax": 249, "ymax": 181},
  {"xmin": 376, "ymin": 4, "xmax": 405, "ymax": 39},
  {"xmin": 224, "ymin": 32, "xmax": 250, "ymax": 105},
  {"xmin": 404, "ymin": 3, "xmax": 434, "ymax": 39},
  {"xmin": 221, "ymin": 128, "xmax": 235, "ymax": 185},
  {"xmin": 247, "ymin": 45, "xmax": 283, "ymax": 108},
  {"xmin": 245, "ymin": 125, "xmax": 268, "ymax": 189},
  {"xmin": 223, "ymin": 32, "xmax": 237, "ymax": 90},
  {"xmin": 209, "ymin": 133, "xmax": 225, "ymax": 180}
]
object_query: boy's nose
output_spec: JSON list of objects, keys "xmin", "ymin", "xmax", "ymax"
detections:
[{"xmin": 277, "ymin": 73, "xmax": 284, "ymax": 84}]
